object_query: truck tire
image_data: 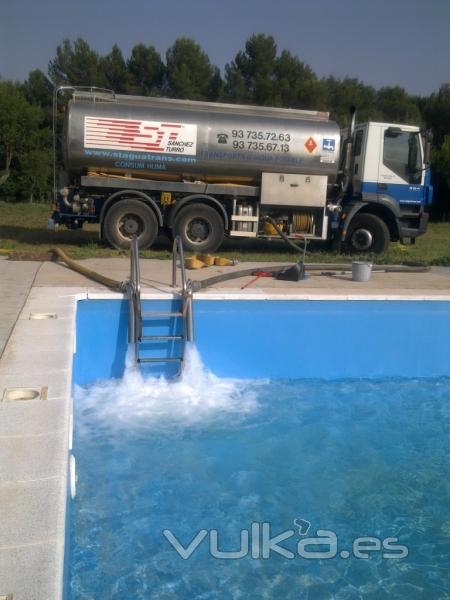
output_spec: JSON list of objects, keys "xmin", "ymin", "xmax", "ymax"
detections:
[
  {"xmin": 103, "ymin": 199, "xmax": 158, "ymax": 249},
  {"xmin": 346, "ymin": 213, "xmax": 390, "ymax": 254},
  {"xmin": 173, "ymin": 203, "xmax": 224, "ymax": 253}
]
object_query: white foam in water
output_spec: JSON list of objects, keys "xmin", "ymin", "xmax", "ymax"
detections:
[{"xmin": 75, "ymin": 344, "xmax": 261, "ymax": 435}]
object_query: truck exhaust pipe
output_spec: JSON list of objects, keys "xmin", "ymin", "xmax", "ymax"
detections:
[
  {"xmin": 338, "ymin": 105, "xmax": 356, "ymax": 199},
  {"xmin": 348, "ymin": 105, "xmax": 356, "ymax": 139}
]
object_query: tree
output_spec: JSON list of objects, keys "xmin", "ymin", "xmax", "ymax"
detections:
[
  {"xmin": 421, "ymin": 85, "xmax": 450, "ymax": 213},
  {"xmin": 165, "ymin": 37, "xmax": 222, "ymax": 100},
  {"xmin": 375, "ymin": 86, "xmax": 422, "ymax": 125},
  {"xmin": 17, "ymin": 148, "xmax": 52, "ymax": 202},
  {"xmin": 274, "ymin": 50, "xmax": 326, "ymax": 110},
  {"xmin": 100, "ymin": 45, "xmax": 131, "ymax": 93},
  {"xmin": 433, "ymin": 136, "xmax": 450, "ymax": 181},
  {"xmin": 127, "ymin": 43, "xmax": 165, "ymax": 95},
  {"xmin": 324, "ymin": 77, "xmax": 377, "ymax": 126},
  {"xmin": 223, "ymin": 62, "xmax": 248, "ymax": 104},
  {"xmin": 24, "ymin": 69, "xmax": 53, "ymax": 109},
  {"xmin": 0, "ymin": 81, "xmax": 42, "ymax": 187},
  {"xmin": 224, "ymin": 35, "xmax": 325, "ymax": 110},
  {"xmin": 423, "ymin": 84, "xmax": 450, "ymax": 145},
  {"xmin": 48, "ymin": 38, "xmax": 107, "ymax": 87},
  {"xmin": 224, "ymin": 34, "xmax": 278, "ymax": 105},
  {"xmin": 23, "ymin": 69, "xmax": 54, "ymax": 132}
]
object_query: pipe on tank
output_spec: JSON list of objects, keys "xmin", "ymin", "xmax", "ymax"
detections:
[{"xmin": 56, "ymin": 186, "xmax": 72, "ymax": 209}]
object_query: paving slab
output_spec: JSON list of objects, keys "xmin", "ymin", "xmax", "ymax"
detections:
[
  {"xmin": 0, "ymin": 395, "xmax": 69, "ymax": 438},
  {"xmin": 0, "ymin": 430, "xmax": 67, "ymax": 481},
  {"xmin": 0, "ymin": 541, "xmax": 62, "ymax": 600},
  {"xmin": 0, "ymin": 261, "xmax": 42, "ymax": 357},
  {"xmin": 0, "ymin": 477, "xmax": 66, "ymax": 547}
]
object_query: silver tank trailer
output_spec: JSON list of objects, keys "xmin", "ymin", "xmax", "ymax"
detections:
[{"xmin": 64, "ymin": 92, "xmax": 341, "ymax": 183}]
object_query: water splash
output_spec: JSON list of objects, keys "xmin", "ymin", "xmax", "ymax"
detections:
[{"xmin": 74, "ymin": 344, "xmax": 261, "ymax": 436}]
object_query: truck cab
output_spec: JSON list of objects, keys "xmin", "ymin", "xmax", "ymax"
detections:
[{"xmin": 341, "ymin": 122, "xmax": 432, "ymax": 251}]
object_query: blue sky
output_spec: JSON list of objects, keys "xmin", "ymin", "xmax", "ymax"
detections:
[{"xmin": 1, "ymin": 0, "xmax": 449, "ymax": 95}]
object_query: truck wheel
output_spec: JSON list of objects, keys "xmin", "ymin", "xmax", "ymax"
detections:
[
  {"xmin": 173, "ymin": 203, "xmax": 224, "ymax": 253},
  {"xmin": 346, "ymin": 213, "xmax": 390, "ymax": 254},
  {"xmin": 103, "ymin": 199, "xmax": 158, "ymax": 249}
]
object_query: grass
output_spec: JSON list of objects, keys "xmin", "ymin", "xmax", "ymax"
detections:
[{"xmin": 1, "ymin": 201, "xmax": 449, "ymax": 265}]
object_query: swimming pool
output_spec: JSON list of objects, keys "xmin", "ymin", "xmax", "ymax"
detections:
[{"xmin": 68, "ymin": 299, "xmax": 450, "ymax": 599}]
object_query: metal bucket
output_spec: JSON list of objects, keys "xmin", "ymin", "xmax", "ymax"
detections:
[{"xmin": 352, "ymin": 261, "xmax": 372, "ymax": 282}]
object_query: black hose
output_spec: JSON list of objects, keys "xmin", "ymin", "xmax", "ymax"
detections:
[{"xmin": 191, "ymin": 263, "xmax": 430, "ymax": 291}]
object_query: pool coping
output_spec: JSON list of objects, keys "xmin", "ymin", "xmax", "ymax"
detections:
[
  {"xmin": 1, "ymin": 286, "xmax": 450, "ymax": 599},
  {"xmin": 94, "ymin": 291, "xmax": 450, "ymax": 301}
]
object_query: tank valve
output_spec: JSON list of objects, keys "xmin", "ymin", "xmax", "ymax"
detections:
[{"xmin": 327, "ymin": 203, "xmax": 342, "ymax": 214}]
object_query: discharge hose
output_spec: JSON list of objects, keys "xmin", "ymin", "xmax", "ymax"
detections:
[
  {"xmin": 265, "ymin": 216, "xmax": 308, "ymax": 254},
  {"xmin": 51, "ymin": 247, "xmax": 127, "ymax": 291},
  {"xmin": 192, "ymin": 263, "xmax": 430, "ymax": 291}
]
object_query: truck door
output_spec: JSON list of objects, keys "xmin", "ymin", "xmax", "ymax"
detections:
[{"xmin": 377, "ymin": 127, "xmax": 424, "ymax": 207}]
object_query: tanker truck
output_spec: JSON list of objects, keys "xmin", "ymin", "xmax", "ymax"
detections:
[{"xmin": 50, "ymin": 87, "xmax": 432, "ymax": 253}]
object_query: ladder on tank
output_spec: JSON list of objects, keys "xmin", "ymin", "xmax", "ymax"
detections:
[{"xmin": 127, "ymin": 235, "xmax": 194, "ymax": 375}]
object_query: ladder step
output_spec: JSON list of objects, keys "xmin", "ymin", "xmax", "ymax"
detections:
[
  {"xmin": 141, "ymin": 311, "xmax": 183, "ymax": 318},
  {"xmin": 140, "ymin": 335, "xmax": 184, "ymax": 341},
  {"xmin": 137, "ymin": 357, "xmax": 183, "ymax": 363}
]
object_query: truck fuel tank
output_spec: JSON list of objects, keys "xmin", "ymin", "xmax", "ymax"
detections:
[{"xmin": 64, "ymin": 92, "xmax": 341, "ymax": 183}]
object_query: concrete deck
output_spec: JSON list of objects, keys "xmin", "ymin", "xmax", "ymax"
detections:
[
  {"xmin": 0, "ymin": 257, "xmax": 449, "ymax": 599},
  {"xmin": 31, "ymin": 257, "xmax": 450, "ymax": 295}
]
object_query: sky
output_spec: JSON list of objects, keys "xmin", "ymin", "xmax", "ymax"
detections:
[{"xmin": 1, "ymin": 0, "xmax": 449, "ymax": 96}]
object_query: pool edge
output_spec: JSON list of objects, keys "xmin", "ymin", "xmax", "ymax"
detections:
[{"xmin": 0, "ymin": 288, "xmax": 83, "ymax": 600}]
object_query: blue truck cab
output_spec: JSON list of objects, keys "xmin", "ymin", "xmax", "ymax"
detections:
[{"xmin": 340, "ymin": 122, "xmax": 432, "ymax": 252}]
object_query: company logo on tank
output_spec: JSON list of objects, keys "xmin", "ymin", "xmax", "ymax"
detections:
[{"xmin": 84, "ymin": 116, "xmax": 197, "ymax": 155}]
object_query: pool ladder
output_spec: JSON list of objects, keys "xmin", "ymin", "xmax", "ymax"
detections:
[{"xmin": 127, "ymin": 235, "xmax": 194, "ymax": 374}]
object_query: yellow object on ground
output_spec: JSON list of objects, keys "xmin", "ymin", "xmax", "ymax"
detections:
[
  {"xmin": 214, "ymin": 257, "xmax": 237, "ymax": 267},
  {"xmin": 185, "ymin": 256, "xmax": 207, "ymax": 269},
  {"xmin": 197, "ymin": 254, "xmax": 216, "ymax": 266},
  {"xmin": 185, "ymin": 255, "xmax": 238, "ymax": 269}
]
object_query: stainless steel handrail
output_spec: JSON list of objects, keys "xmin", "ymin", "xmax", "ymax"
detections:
[
  {"xmin": 131, "ymin": 235, "xmax": 141, "ymax": 297},
  {"xmin": 172, "ymin": 235, "xmax": 187, "ymax": 293},
  {"xmin": 171, "ymin": 236, "xmax": 194, "ymax": 342},
  {"xmin": 131, "ymin": 236, "xmax": 142, "ymax": 341},
  {"xmin": 185, "ymin": 280, "xmax": 194, "ymax": 342},
  {"xmin": 128, "ymin": 235, "xmax": 142, "ymax": 346}
]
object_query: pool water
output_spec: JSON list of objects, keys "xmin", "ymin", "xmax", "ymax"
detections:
[{"xmin": 68, "ymin": 349, "xmax": 450, "ymax": 600}]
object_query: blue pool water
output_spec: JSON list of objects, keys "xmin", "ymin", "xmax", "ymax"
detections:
[
  {"xmin": 69, "ymin": 346, "xmax": 450, "ymax": 599},
  {"xmin": 69, "ymin": 299, "xmax": 450, "ymax": 599},
  {"xmin": 73, "ymin": 299, "xmax": 450, "ymax": 383}
]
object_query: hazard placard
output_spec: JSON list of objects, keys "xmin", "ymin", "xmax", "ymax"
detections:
[{"xmin": 305, "ymin": 137, "xmax": 317, "ymax": 153}]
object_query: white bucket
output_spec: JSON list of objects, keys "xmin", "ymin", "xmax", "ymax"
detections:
[{"xmin": 352, "ymin": 261, "xmax": 372, "ymax": 282}]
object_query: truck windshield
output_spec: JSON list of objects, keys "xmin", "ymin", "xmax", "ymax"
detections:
[{"xmin": 383, "ymin": 130, "xmax": 422, "ymax": 184}]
